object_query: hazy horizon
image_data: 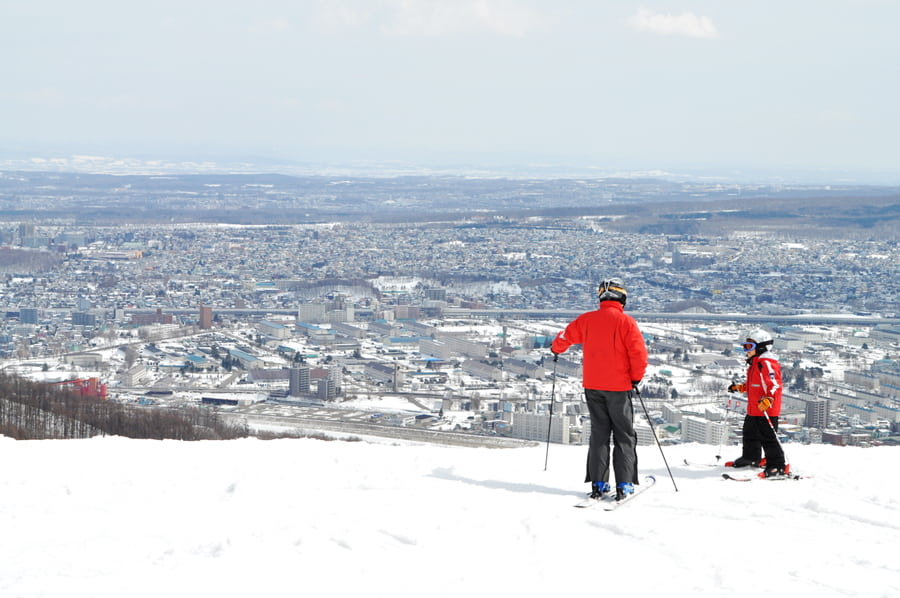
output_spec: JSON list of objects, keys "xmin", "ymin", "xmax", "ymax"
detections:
[
  {"xmin": 2, "ymin": 149, "xmax": 899, "ymax": 186},
  {"xmin": 4, "ymin": 1, "xmax": 900, "ymax": 185}
]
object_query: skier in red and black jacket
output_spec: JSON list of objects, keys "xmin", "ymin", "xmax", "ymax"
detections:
[
  {"xmin": 551, "ymin": 278, "xmax": 648, "ymax": 501},
  {"xmin": 726, "ymin": 328, "xmax": 788, "ymax": 477}
]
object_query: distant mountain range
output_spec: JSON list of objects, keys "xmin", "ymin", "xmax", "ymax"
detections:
[{"xmin": 1, "ymin": 168, "xmax": 898, "ymax": 238}]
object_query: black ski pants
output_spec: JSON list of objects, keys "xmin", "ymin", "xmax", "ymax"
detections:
[
  {"xmin": 741, "ymin": 415, "xmax": 785, "ymax": 470},
  {"xmin": 584, "ymin": 388, "xmax": 639, "ymax": 486}
]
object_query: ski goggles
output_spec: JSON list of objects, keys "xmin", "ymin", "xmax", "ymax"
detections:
[{"xmin": 742, "ymin": 341, "xmax": 757, "ymax": 352}]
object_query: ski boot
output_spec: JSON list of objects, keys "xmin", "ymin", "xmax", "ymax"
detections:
[
  {"xmin": 590, "ymin": 481, "xmax": 611, "ymax": 499},
  {"xmin": 615, "ymin": 482, "xmax": 635, "ymax": 501}
]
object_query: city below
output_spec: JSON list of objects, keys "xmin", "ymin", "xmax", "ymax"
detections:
[{"xmin": 1, "ymin": 170, "xmax": 898, "ymax": 448}]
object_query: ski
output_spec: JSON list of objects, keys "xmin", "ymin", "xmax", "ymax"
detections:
[
  {"xmin": 682, "ymin": 459, "xmax": 723, "ymax": 468},
  {"xmin": 722, "ymin": 472, "xmax": 803, "ymax": 482},
  {"xmin": 721, "ymin": 473, "xmax": 754, "ymax": 482},
  {"xmin": 687, "ymin": 458, "xmax": 767, "ymax": 470},
  {"xmin": 603, "ymin": 475, "xmax": 656, "ymax": 510},
  {"xmin": 574, "ymin": 494, "xmax": 616, "ymax": 509},
  {"xmin": 574, "ymin": 475, "xmax": 657, "ymax": 509}
]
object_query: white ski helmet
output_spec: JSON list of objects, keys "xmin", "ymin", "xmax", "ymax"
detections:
[{"xmin": 745, "ymin": 328, "xmax": 774, "ymax": 346}]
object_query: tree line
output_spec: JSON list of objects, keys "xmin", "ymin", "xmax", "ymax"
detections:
[{"xmin": 0, "ymin": 372, "xmax": 248, "ymax": 441}]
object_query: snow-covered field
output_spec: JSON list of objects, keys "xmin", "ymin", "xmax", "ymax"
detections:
[{"xmin": 1, "ymin": 435, "xmax": 897, "ymax": 598}]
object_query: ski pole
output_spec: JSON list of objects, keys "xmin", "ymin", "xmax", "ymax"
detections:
[
  {"xmin": 634, "ymin": 384, "xmax": 678, "ymax": 491},
  {"xmin": 716, "ymin": 389, "xmax": 737, "ymax": 462},
  {"xmin": 756, "ymin": 363, "xmax": 790, "ymax": 472},
  {"xmin": 760, "ymin": 407, "xmax": 790, "ymax": 471},
  {"xmin": 543, "ymin": 353, "xmax": 558, "ymax": 471}
]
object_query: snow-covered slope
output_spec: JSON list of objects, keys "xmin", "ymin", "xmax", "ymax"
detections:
[{"xmin": 1, "ymin": 435, "xmax": 896, "ymax": 598}]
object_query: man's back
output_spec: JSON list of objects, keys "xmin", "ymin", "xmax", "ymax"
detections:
[{"xmin": 556, "ymin": 301, "xmax": 647, "ymax": 391}]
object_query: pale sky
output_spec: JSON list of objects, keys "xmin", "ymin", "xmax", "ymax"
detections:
[{"xmin": 3, "ymin": 0, "xmax": 900, "ymax": 181}]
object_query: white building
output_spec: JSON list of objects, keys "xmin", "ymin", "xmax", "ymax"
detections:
[
  {"xmin": 681, "ymin": 415, "xmax": 728, "ymax": 445},
  {"xmin": 257, "ymin": 320, "xmax": 290, "ymax": 340},
  {"xmin": 511, "ymin": 412, "xmax": 570, "ymax": 443}
]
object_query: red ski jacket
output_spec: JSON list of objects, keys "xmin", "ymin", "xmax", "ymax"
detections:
[
  {"xmin": 744, "ymin": 353, "xmax": 783, "ymax": 417},
  {"xmin": 551, "ymin": 301, "xmax": 647, "ymax": 391}
]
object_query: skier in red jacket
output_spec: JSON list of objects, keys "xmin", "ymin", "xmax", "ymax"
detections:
[
  {"xmin": 551, "ymin": 278, "xmax": 648, "ymax": 501},
  {"xmin": 726, "ymin": 328, "xmax": 788, "ymax": 477}
]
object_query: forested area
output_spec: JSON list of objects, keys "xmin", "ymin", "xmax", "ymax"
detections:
[{"xmin": 0, "ymin": 372, "xmax": 248, "ymax": 440}]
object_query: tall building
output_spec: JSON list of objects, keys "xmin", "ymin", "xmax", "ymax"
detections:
[
  {"xmin": 317, "ymin": 378, "xmax": 336, "ymax": 401},
  {"xmin": 18, "ymin": 223, "xmax": 36, "ymax": 240},
  {"xmin": 328, "ymin": 365, "xmax": 343, "ymax": 393},
  {"xmin": 19, "ymin": 307, "xmax": 39, "ymax": 324},
  {"xmin": 425, "ymin": 288, "xmax": 447, "ymax": 301},
  {"xmin": 290, "ymin": 366, "xmax": 311, "ymax": 396},
  {"xmin": 72, "ymin": 312, "xmax": 98, "ymax": 327},
  {"xmin": 805, "ymin": 399, "xmax": 830, "ymax": 429},
  {"xmin": 199, "ymin": 304, "xmax": 212, "ymax": 329}
]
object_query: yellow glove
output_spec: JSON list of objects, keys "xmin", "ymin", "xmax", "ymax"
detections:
[
  {"xmin": 727, "ymin": 383, "xmax": 745, "ymax": 393},
  {"xmin": 758, "ymin": 397, "xmax": 774, "ymax": 411}
]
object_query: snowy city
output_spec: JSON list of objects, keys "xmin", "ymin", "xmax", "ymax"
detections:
[
  {"xmin": 4, "ymin": 2, "xmax": 900, "ymax": 595},
  {"xmin": 1, "ymin": 180, "xmax": 897, "ymax": 450}
]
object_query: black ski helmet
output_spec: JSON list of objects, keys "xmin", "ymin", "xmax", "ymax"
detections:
[{"xmin": 598, "ymin": 278, "xmax": 627, "ymax": 305}]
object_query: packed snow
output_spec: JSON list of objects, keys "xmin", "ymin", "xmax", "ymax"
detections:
[{"xmin": 1, "ymin": 434, "xmax": 897, "ymax": 597}]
